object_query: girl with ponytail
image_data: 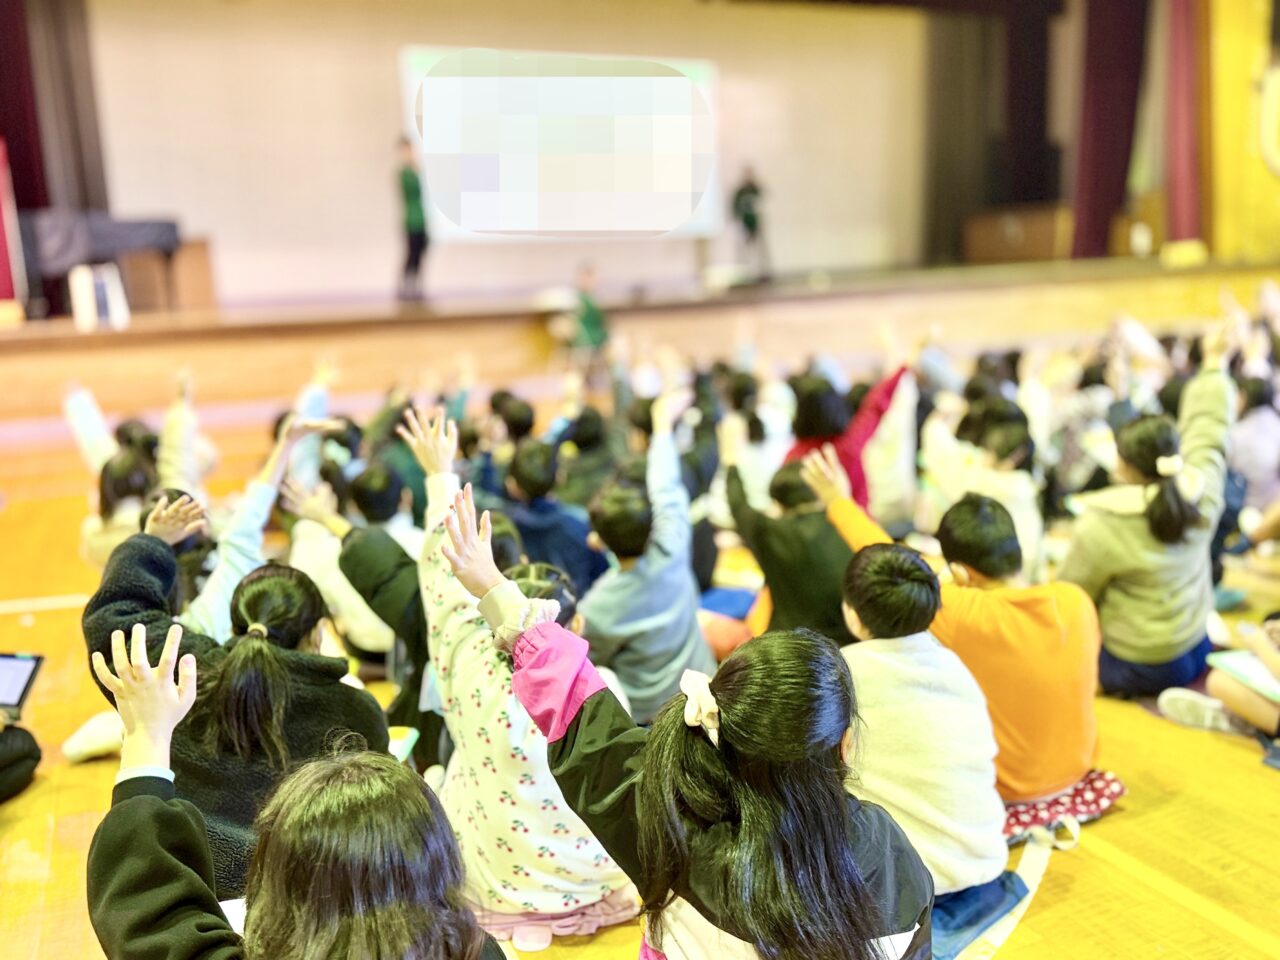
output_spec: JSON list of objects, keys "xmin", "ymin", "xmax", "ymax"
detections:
[
  {"xmin": 1060, "ymin": 318, "xmax": 1240, "ymax": 697},
  {"xmin": 443, "ymin": 484, "xmax": 934, "ymax": 960},
  {"xmin": 84, "ymin": 452, "xmax": 389, "ymax": 898}
]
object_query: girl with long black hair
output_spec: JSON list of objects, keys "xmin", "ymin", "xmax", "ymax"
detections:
[{"xmin": 443, "ymin": 484, "xmax": 934, "ymax": 960}]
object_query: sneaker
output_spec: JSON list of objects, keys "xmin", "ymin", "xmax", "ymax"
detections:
[{"xmin": 1157, "ymin": 687, "xmax": 1235, "ymax": 733}]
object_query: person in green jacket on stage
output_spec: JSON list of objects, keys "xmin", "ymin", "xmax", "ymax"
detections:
[{"xmin": 397, "ymin": 136, "xmax": 429, "ymax": 302}]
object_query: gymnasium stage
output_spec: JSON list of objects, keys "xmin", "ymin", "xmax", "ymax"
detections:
[{"xmin": 3, "ymin": 258, "xmax": 1279, "ymax": 425}]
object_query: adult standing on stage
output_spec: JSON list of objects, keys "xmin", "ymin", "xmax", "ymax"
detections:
[
  {"xmin": 397, "ymin": 136, "xmax": 429, "ymax": 302},
  {"xmin": 732, "ymin": 165, "xmax": 771, "ymax": 282}
]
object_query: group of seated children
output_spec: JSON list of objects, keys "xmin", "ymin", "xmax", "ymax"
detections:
[{"xmin": 56, "ymin": 298, "xmax": 1280, "ymax": 960}]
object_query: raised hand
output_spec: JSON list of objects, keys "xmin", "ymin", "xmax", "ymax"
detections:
[
  {"xmin": 144, "ymin": 494, "xmax": 208, "ymax": 545},
  {"xmin": 92, "ymin": 623, "xmax": 197, "ymax": 771},
  {"xmin": 800, "ymin": 444, "xmax": 852, "ymax": 507},
  {"xmin": 281, "ymin": 480, "xmax": 339, "ymax": 524},
  {"xmin": 650, "ymin": 387, "xmax": 694, "ymax": 437},
  {"xmin": 441, "ymin": 484, "xmax": 504, "ymax": 599},
  {"xmin": 397, "ymin": 405, "xmax": 458, "ymax": 477}
]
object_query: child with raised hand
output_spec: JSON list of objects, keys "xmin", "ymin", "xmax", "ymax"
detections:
[
  {"xmin": 82, "ymin": 434, "xmax": 388, "ymax": 896},
  {"xmin": 804, "ymin": 446, "xmax": 1102, "ymax": 804},
  {"xmin": 442, "ymin": 484, "xmax": 934, "ymax": 960},
  {"xmin": 85, "ymin": 622, "xmax": 502, "ymax": 960},
  {"xmin": 1059, "ymin": 317, "xmax": 1240, "ymax": 697},
  {"xmin": 723, "ymin": 420, "xmax": 854, "ymax": 643},
  {"xmin": 396, "ymin": 406, "xmax": 637, "ymax": 950},
  {"xmin": 580, "ymin": 388, "xmax": 716, "ymax": 723}
]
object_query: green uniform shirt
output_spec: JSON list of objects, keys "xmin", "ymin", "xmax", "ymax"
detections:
[
  {"xmin": 400, "ymin": 166, "xmax": 426, "ymax": 234},
  {"xmin": 573, "ymin": 291, "xmax": 608, "ymax": 349}
]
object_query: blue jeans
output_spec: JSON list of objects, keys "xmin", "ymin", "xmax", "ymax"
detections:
[{"xmin": 1098, "ymin": 636, "xmax": 1212, "ymax": 697}]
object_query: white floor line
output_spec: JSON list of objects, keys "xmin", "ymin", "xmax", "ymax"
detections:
[{"xmin": 0, "ymin": 594, "xmax": 90, "ymax": 616}]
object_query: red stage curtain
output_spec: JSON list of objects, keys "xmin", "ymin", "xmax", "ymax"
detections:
[
  {"xmin": 1071, "ymin": 0, "xmax": 1150, "ymax": 259},
  {"xmin": 0, "ymin": 0, "xmax": 49, "ymax": 209},
  {"xmin": 1167, "ymin": 0, "xmax": 1202, "ymax": 242}
]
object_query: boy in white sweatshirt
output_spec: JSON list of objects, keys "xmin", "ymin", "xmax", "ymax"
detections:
[{"xmin": 839, "ymin": 542, "xmax": 1008, "ymax": 896}]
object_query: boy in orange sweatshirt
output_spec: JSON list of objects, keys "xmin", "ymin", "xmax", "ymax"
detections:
[{"xmin": 802, "ymin": 446, "xmax": 1102, "ymax": 803}]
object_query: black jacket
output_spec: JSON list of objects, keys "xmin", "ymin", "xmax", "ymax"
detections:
[
  {"xmin": 542, "ymin": 664, "xmax": 934, "ymax": 959},
  {"xmin": 82, "ymin": 534, "xmax": 390, "ymax": 897},
  {"xmin": 727, "ymin": 467, "xmax": 854, "ymax": 643},
  {"xmin": 87, "ymin": 776, "xmax": 505, "ymax": 960}
]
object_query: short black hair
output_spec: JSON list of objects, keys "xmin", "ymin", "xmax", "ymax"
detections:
[
  {"xmin": 981, "ymin": 421, "xmax": 1035, "ymax": 471},
  {"xmin": 957, "ymin": 396, "xmax": 1027, "ymax": 446},
  {"xmin": 498, "ymin": 396, "xmax": 535, "ymax": 443},
  {"xmin": 1240, "ymin": 376, "xmax": 1275, "ymax": 414},
  {"xmin": 790, "ymin": 374, "xmax": 849, "ymax": 440},
  {"xmin": 963, "ymin": 374, "xmax": 1003, "ymax": 406},
  {"xmin": 937, "ymin": 494, "xmax": 1022, "ymax": 579},
  {"xmin": 1078, "ymin": 361, "xmax": 1108, "ymax": 390},
  {"xmin": 351, "ymin": 463, "xmax": 404, "ymax": 523},
  {"xmin": 489, "ymin": 511, "xmax": 524, "ymax": 571},
  {"xmin": 589, "ymin": 481, "xmax": 652, "ymax": 558},
  {"xmin": 508, "ymin": 440, "xmax": 557, "ymax": 500},
  {"xmin": 768, "ymin": 461, "xmax": 817, "ymax": 510},
  {"xmin": 507, "ymin": 562, "xmax": 578, "ymax": 627},
  {"xmin": 841, "ymin": 543, "xmax": 940, "ymax": 639},
  {"xmin": 566, "ymin": 406, "xmax": 606, "ymax": 453}
]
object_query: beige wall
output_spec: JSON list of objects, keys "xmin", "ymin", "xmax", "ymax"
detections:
[{"xmin": 85, "ymin": 0, "xmax": 928, "ymax": 306}]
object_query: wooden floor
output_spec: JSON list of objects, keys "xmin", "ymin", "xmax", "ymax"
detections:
[{"xmin": 5, "ymin": 264, "xmax": 1280, "ymax": 957}]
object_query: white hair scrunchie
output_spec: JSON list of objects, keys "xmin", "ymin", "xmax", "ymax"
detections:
[
  {"xmin": 680, "ymin": 670, "xmax": 720, "ymax": 748},
  {"xmin": 1155, "ymin": 455, "xmax": 1184, "ymax": 478}
]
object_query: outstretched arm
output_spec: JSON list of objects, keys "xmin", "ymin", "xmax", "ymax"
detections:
[
  {"xmin": 442, "ymin": 484, "xmax": 649, "ymax": 884},
  {"xmin": 87, "ymin": 624, "xmax": 242, "ymax": 960}
]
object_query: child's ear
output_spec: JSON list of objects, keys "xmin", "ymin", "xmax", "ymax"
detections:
[
  {"xmin": 842, "ymin": 602, "xmax": 867, "ymax": 641},
  {"xmin": 400, "ymin": 487, "xmax": 414, "ymax": 513},
  {"xmin": 570, "ymin": 612, "xmax": 585, "ymax": 635},
  {"xmin": 948, "ymin": 562, "xmax": 971, "ymax": 587},
  {"xmin": 586, "ymin": 531, "xmax": 604, "ymax": 553}
]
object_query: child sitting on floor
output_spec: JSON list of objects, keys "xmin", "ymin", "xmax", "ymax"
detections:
[
  {"xmin": 805, "ymin": 446, "xmax": 1102, "ymax": 804},
  {"xmin": 580, "ymin": 390, "xmax": 717, "ymax": 724},
  {"xmin": 85, "ymin": 625, "xmax": 502, "ymax": 959},
  {"xmin": 396, "ymin": 407, "xmax": 637, "ymax": 950},
  {"xmin": 836, "ymin": 542, "xmax": 1009, "ymax": 896},
  {"xmin": 498, "ymin": 439, "xmax": 608, "ymax": 594},
  {"xmin": 441, "ymin": 484, "xmax": 935, "ymax": 960},
  {"xmin": 1059, "ymin": 318, "xmax": 1238, "ymax": 697}
]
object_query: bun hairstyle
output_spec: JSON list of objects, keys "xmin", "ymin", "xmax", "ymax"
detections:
[
  {"xmin": 245, "ymin": 749, "xmax": 486, "ymax": 960},
  {"xmin": 1115, "ymin": 415, "xmax": 1202, "ymax": 545},
  {"xmin": 841, "ymin": 543, "xmax": 941, "ymax": 639},
  {"xmin": 191, "ymin": 564, "xmax": 330, "ymax": 769},
  {"xmin": 638, "ymin": 630, "xmax": 884, "ymax": 960}
]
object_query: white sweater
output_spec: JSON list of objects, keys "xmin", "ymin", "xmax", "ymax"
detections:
[{"xmin": 842, "ymin": 632, "xmax": 1008, "ymax": 895}]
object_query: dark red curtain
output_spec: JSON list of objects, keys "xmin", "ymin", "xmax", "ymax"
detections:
[
  {"xmin": 0, "ymin": 0, "xmax": 49, "ymax": 209},
  {"xmin": 1071, "ymin": 0, "xmax": 1150, "ymax": 258},
  {"xmin": 1166, "ymin": 0, "xmax": 1201, "ymax": 242}
]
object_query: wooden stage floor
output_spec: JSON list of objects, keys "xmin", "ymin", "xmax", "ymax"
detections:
[{"xmin": 3, "ymin": 260, "xmax": 1280, "ymax": 958}]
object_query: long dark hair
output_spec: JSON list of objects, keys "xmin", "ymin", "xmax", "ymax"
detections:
[
  {"xmin": 1116, "ymin": 415, "xmax": 1202, "ymax": 544},
  {"xmin": 190, "ymin": 564, "xmax": 330, "ymax": 769},
  {"xmin": 244, "ymin": 749, "xmax": 486, "ymax": 960},
  {"xmin": 637, "ymin": 630, "xmax": 884, "ymax": 960}
]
